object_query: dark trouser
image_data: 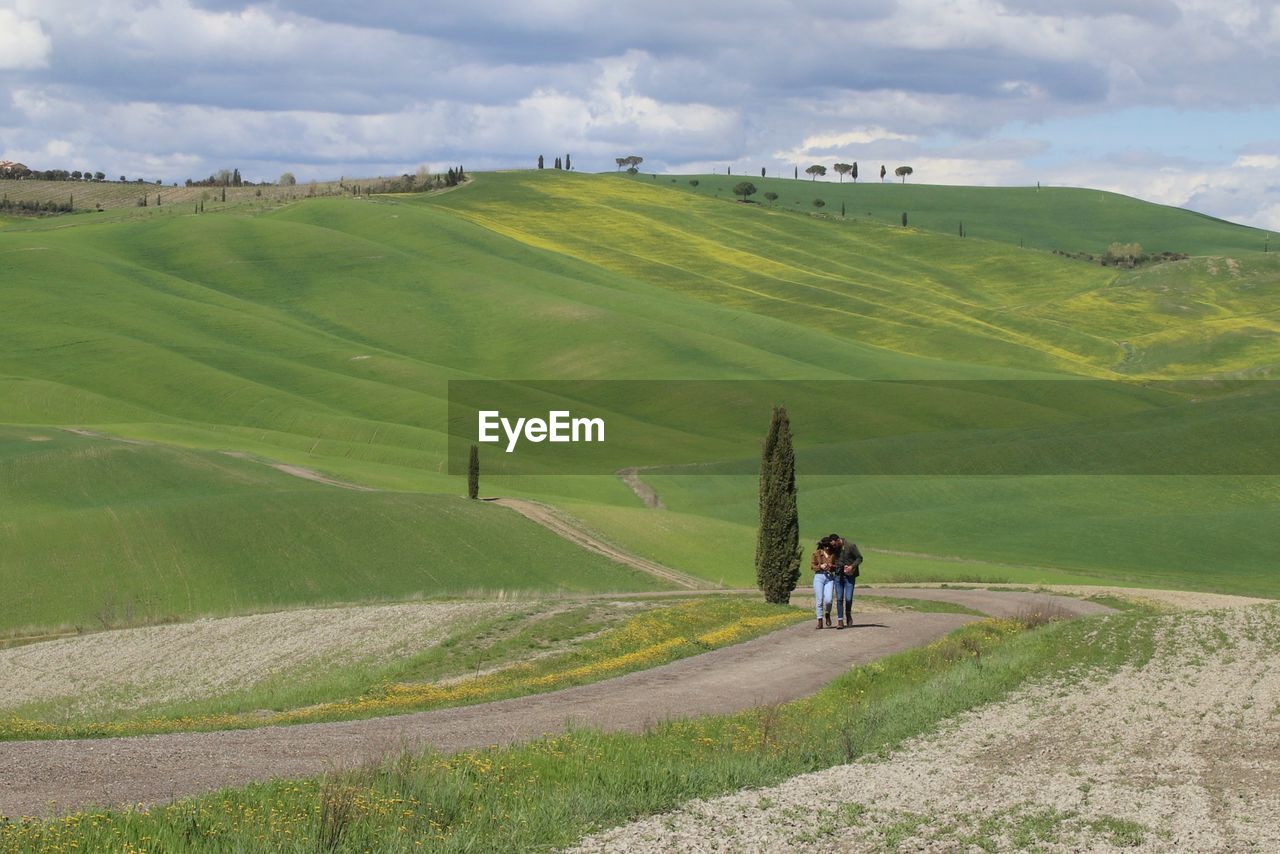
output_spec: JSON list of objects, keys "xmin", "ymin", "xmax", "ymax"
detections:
[{"xmin": 833, "ymin": 575, "xmax": 856, "ymax": 622}]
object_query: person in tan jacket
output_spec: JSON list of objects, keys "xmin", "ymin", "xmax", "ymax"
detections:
[{"xmin": 810, "ymin": 539, "xmax": 838, "ymax": 628}]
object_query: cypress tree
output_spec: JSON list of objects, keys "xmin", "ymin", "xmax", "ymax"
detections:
[
  {"xmin": 468, "ymin": 444, "xmax": 480, "ymax": 500},
  {"xmin": 755, "ymin": 405, "xmax": 800, "ymax": 604},
  {"xmin": 565, "ymin": 153, "xmax": 571, "ymax": 170},
  {"xmin": 538, "ymin": 155, "xmax": 544, "ymax": 169}
]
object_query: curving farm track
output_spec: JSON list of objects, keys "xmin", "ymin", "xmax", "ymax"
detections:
[{"xmin": 0, "ymin": 589, "xmax": 1110, "ymax": 818}]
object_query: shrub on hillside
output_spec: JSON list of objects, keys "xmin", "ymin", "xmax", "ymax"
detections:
[{"xmin": 1101, "ymin": 242, "xmax": 1145, "ymax": 268}]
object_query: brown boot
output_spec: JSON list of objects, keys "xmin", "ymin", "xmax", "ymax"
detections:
[
  {"xmin": 836, "ymin": 619, "xmax": 845, "ymax": 630},
  {"xmin": 824, "ymin": 609, "xmax": 832, "ymax": 628},
  {"xmin": 816, "ymin": 618, "xmax": 824, "ymax": 630}
]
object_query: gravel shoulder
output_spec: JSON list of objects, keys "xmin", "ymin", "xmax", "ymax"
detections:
[
  {"xmin": 574, "ymin": 600, "xmax": 1280, "ymax": 854},
  {"xmin": 0, "ymin": 589, "xmax": 1093, "ymax": 818}
]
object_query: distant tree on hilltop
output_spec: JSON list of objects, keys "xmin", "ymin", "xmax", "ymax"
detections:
[
  {"xmin": 833, "ymin": 163, "xmax": 852, "ymax": 182},
  {"xmin": 895, "ymin": 165, "xmax": 913, "ymax": 183},
  {"xmin": 278, "ymin": 172, "xmax": 296, "ymax": 186},
  {"xmin": 805, "ymin": 164, "xmax": 827, "ymax": 181},
  {"xmin": 851, "ymin": 162, "xmax": 858, "ymax": 182},
  {"xmin": 880, "ymin": 164, "xmax": 886, "ymax": 181},
  {"xmin": 538, "ymin": 155, "xmax": 544, "ymax": 169},
  {"xmin": 732, "ymin": 181, "xmax": 758, "ymax": 201}
]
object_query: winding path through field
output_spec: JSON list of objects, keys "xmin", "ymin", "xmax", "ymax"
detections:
[
  {"xmin": 0, "ymin": 589, "xmax": 1109, "ymax": 818},
  {"xmin": 489, "ymin": 498, "xmax": 712, "ymax": 589}
]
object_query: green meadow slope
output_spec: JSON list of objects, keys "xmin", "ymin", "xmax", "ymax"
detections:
[
  {"xmin": 0, "ymin": 427, "xmax": 661, "ymax": 634},
  {"xmin": 2, "ymin": 170, "xmax": 1277, "ymax": 631},
  {"xmin": 641, "ymin": 172, "xmax": 1275, "ymax": 256}
]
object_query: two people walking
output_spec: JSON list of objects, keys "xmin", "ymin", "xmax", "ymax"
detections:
[{"xmin": 811, "ymin": 534, "xmax": 862, "ymax": 629}]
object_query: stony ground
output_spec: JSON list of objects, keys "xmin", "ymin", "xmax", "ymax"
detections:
[
  {"xmin": 0, "ymin": 602, "xmax": 493, "ymax": 717},
  {"xmin": 573, "ymin": 602, "xmax": 1280, "ymax": 853}
]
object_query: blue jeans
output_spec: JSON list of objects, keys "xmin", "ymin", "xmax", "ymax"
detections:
[
  {"xmin": 812, "ymin": 574, "xmax": 834, "ymax": 619},
  {"xmin": 833, "ymin": 575, "xmax": 856, "ymax": 620}
]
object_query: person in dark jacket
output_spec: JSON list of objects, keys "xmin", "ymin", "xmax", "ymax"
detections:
[{"xmin": 828, "ymin": 534, "xmax": 863, "ymax": 628}]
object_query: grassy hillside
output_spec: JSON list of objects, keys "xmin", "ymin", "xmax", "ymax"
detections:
[
  {"xmin": 0, "ymin": 427, "xmax": 663, "ymax": 635},
  {"xmin": 639, "ymin": 172, "xmax": 1276, "ymax": 256},
  {"xmin": 2, "ymin": 169, "xmax": 1277, "ymax": 628},
  {"xmin": 434, "ymin": 172, "xmax": 1280, "ymax": 378}
]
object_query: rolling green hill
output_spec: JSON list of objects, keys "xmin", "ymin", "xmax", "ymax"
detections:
[
  {"xmin": 2, "ymin": 169, "xmax": 1277, "ymax": 631},
  {"xmin": 0, "ymin": 427, "xmax": 662, "ymax": 635},
  {"xmin": 639, "ymin": 172, "xmax": 1276, "ymax": 257}
]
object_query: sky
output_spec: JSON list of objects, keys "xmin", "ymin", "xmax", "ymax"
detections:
[{"xmin": 1, "ymin": 0, "xmax": 1277, "ymax": 229}]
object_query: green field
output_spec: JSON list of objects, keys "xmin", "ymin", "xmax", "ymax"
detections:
[
  {"xmin": 2, "ymin": 169, "xmax": 1277, "ymax": 634},
  {"xmin": 644, "ymin": 172, "xmax": 1275, "ymax": 256},
  {"xmin": 0, "ymin": 427, "xmax": 660, "ymax": 635}
]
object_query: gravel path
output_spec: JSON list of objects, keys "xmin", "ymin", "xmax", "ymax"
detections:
[
  {"xmin": 574, "ymin": 600, "xmax": 1279, "ymax": 854},
  {"xmin": 0, "ymin": 589, "xmax": 1101, "ymax": 818}
]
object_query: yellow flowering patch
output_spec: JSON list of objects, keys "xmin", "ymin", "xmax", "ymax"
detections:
[{"xmin": 695, "ymin": 611, "xmax": 799, "ymax": 647}]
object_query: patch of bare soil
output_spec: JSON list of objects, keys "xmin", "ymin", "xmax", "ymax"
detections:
[
  {"xmin": 574, "ymin": 604, "xmax": 1280, "ymax": 853},
  {"xmin": 0, "ymin": 603, "xmax": 490, "ymax": 718}
]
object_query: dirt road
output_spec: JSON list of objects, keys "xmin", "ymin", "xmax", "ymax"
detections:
[
  {"xmin": 490, "ymin": 498, "xmax": 712, "ymax": 589},
  {"xmin": 0, "ymin": 590, "xmax": 1105, "ymax": 818}
]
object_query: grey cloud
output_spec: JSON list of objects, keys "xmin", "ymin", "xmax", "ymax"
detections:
[{"xmin": 998, "ymin": 0, "xmax": 1182, "ymax": 25}]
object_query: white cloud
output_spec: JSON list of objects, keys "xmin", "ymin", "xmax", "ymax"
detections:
[
  {"xmin": 0, "ymin": 8, "xmax": 51, "ymax": 69},
  {"xmin": 0, "ymin": 0, "xmax": 1278, "ymax": 229}
]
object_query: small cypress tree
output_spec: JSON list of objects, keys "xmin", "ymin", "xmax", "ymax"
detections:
[
  {"xmin": 538, "ymin": 155, "xmax": 544, "ymax": 169},
  {"xmin": 565, "ymin": 153, "xmax": 571, "ymax": 170},
  {"xmin": 468, "ymin": 444, "xmax": 480, "ymax": 500},
  {"xmin": 755, "ymin": 405, "xmax": 800, "ymax": 604},
  {"xmin": 902, "ymin": 211, "xmax": 908, "ymax": 227}
]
